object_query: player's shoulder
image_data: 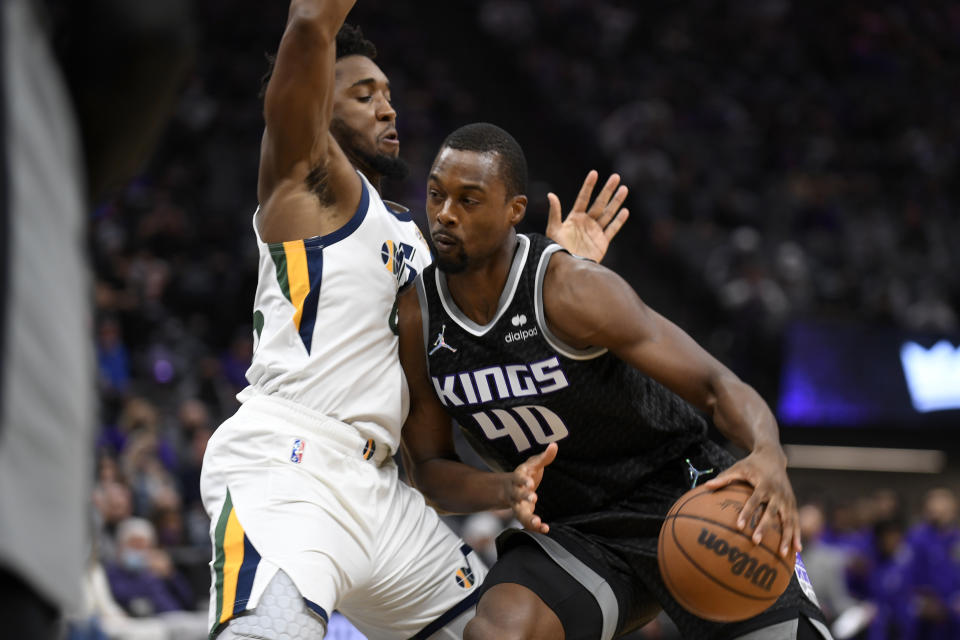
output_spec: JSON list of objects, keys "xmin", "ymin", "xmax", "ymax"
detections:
[{"xmin": 542, "ymin": 242, "xmax": 606, "ymax": 285}]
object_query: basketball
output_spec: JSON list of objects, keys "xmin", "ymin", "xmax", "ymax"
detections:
[{"xmin": 658, "ymin": 482, "xmax": 796, "ymax": 622}]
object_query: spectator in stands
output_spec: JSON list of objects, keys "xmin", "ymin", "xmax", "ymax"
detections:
[
  {"xmin": 93, "ymin": 480, "xmax": 134, "ymax": 565},
  {"xmin": 865, "ymin": 517, "xmax": 916, "ymax": 640},
  {"xmin": 799, "ymin": 503, "xmax": 859, "ymax": 623},
  {"xmin": 905, "ymin": 487, "xmax": 960, "ymax": 640},
  {"xmin": 104, "ymin": 518, "xmax": 194, "ymax": 617}
]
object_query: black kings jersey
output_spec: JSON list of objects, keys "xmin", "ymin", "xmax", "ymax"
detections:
[{"xmin": 414, "ymin": 233, "xmax": 710, "ymax": 522}]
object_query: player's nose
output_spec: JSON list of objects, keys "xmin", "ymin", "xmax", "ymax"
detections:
[
  {"xmin": 435, "ymin": 199, "xmax": 457, "ymax": 225},
  {"xmin": 377, "ymin": 97, "xmax": 396, "ymax": 121}
]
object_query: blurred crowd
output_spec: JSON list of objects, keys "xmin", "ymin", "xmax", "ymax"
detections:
[
  {"xmin": 72, "ymin": 1, "xmax": 959, "ymax": 639},
  {"xmin": 795, "ymin": 487, "xmax": 960, "ymax": 640},
  {"xmin": 480, "ymin": 0, "xmax": 960, "ymax": 336}
]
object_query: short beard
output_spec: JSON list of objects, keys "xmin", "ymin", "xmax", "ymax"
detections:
[
  {"xmin": 330, "ymin": 118, "xmax": 409, "ymax": 181},
  {"xmin": 436, "ymin": 249, "xmax": 468, "ymax": 274}
]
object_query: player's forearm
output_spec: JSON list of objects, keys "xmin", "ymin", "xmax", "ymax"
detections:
[
  {"xmin": 709, "ymin": 374, "xmax": 787, "ymax": 464},
  {"xmin": 411, "ymin": 459, "xmax": 511, "ymax": 515}
]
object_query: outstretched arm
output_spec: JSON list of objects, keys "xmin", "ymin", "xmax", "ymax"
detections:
[
  {"xmin": 543, "ymin": 255, "xmax": 800, "ymax": 557},
  {"xmin": 397, "ymin": 287, "xmax": 555, "ymax": 532},
  {"xmin": 258, "ymin": 0, "xmax": 358, "ymax": 206},
  {"xmin": 545, "ymin": 170, "xmax": 629, "ymax": 263}
]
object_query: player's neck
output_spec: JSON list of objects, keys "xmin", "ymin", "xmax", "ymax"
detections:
[
  {"xmin": 358, "ymin": 167, "xmax": 383, "ymax": 193},
  {"xmin": 445, "ymin": 237, "xmax": 518, "ymax": 325}
]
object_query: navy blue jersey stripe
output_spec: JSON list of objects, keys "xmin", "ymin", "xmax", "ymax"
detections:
[
  {"xmin": 409, "ymin": 590, "xmax": 479, "ymax": 640},
  {"xmin": 232, "ymin": 534, "xmax": 262, "ymax": 615},
  {"xmin": 303, "ymin": 598, "xmax": 329, "ymax": 623},
  {"xmin": 298, "ymin": 249, "xmax": 324, "ymax": 354},
  {"xmin": 302, "ymin": 174, "xmax": 370, "ymax": 250}
]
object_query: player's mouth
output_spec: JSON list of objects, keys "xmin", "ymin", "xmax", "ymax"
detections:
[
  {"xmin": 431, "ymin": 231, "xmax": 459, "ymax": 251},
  {"xmin": 380, "ymin": 129, "xmax": 400, "ymax": 149}
]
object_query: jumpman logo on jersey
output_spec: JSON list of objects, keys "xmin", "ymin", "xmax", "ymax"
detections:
[
  {"xmin": 685, "ymin": 458, "xmax": 715, "ymax": 488},
  {"xmin": 429, "ymin": 325, "xmax": 458, "ymax": 355}
]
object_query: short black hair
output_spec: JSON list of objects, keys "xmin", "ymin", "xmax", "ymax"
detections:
[
  {"xmin": 336, "ymin": 23, "xmax": 377, "ymax": 60},
  {"xmin": 440, "ymin": 123, "xmax": 528, "ymax": 198},
  {"xmin": 259, "ymin": 23, "xmax": 377, "ymax": 99}
]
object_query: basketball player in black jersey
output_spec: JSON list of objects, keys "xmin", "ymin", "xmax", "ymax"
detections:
[{"xmin": 397, "ymin": 123, "xmax": 833, "ymax": 639}]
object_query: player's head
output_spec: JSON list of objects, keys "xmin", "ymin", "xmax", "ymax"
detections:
[
  {"xmin": 261, "ymin": 24, "xmax": 407, "ymax": 181},
  {"xmin": 427, "ymin": 123, "xmax": 528, "ymax": 273},
  {"xmin": 330, "ymin": 24, "xmax": 407, "ymax": 180}
]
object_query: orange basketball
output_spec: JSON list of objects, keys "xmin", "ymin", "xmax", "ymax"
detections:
[{"xmin": 657, "ymin": 481, "xmax": 795, "ymax": 622}]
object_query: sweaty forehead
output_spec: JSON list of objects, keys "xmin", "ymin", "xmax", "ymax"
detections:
[
  {"xmin": 430, "ymin": 148, "xmax": 503, "ymax": 189},
  {"xmin": 334, "ymin": 55, "xmax": 389, "ymax": 88}
]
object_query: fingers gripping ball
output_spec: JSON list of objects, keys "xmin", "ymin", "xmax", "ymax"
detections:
[{"xmin": 657, "ymin": 482, "xmax": 795, "ymax": 622}]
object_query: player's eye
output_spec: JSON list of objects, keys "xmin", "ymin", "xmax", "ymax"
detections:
[{"xmin": 358, "ymin": 95, "xmax": 372, "ymax": 103}]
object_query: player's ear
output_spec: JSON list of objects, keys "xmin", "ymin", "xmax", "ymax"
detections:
[{"xmin": 508, "ymin": 195, "xmax": 527, "ymax": 227}]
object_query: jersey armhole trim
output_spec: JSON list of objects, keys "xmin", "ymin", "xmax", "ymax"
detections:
[
  {"xmin": 414, "ymin": 274, "xmax": 431, "ymax": 377},
  {"xmin": 534, "ymin": 245, "xmax": 607, "ymax": 361},
  {"xmin": 252, "ymin": 171, "xmax": 371, "ymax": 250}
]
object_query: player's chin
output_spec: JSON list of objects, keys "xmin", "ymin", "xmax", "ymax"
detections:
[{"xmin": 435, "ymin": 252, "xmax": 467, "ymax": 274}]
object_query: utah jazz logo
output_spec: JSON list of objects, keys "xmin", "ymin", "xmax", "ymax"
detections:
[
  {"xmin": 454, "ymin": 546, "xmax": 475, "ymax": 589},
  {"xmin": 455, "ymin": 566, "xmax": 475, "ymax": 589},
  {"xmin": 381, "ymin": 240, "xmax": 419, "ymax": 287}
]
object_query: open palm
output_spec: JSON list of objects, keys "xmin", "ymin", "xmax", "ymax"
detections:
[{"xmin": 546, "ymin": 170, "xmax": 629, "ymax": 263}]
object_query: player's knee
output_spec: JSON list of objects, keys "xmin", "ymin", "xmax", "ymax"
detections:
[
  {"xmin": 465, "ymin": 584, "xmax": 563, "ymax": 640},
  {"xmin": 215, "ymin": 571, "xmax": 328, "ymax": 640}
]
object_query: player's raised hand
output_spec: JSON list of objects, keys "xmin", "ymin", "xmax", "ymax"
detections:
[
  {"xmin": 546, "ymin": 170, "xmax": 629, "ymax": 263},
  {"xmin": 508, "ymin": 442, "xmax": 558, "ymax": 534},
  {"xmin": 702, "ymin": 448, "xmax": 801, "ymax": 559}
]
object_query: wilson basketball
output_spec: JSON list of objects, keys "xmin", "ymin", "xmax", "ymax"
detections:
[{"xmin": 658, "ymin": 482, "xmax": 795, "ymax": 622}]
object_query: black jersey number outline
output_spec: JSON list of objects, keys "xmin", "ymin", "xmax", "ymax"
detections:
[{"xmin": 470, "ymin": 405, "xmax": 569, "ymax": 453}]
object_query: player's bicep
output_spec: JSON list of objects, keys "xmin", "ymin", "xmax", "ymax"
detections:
[
  {"xmin": 397, "ymin": 286, "xmax": 457, "ymax": 465},
  {"xmin": 546, "ymin": 258, "xmax": 726, "ymax": 411}
]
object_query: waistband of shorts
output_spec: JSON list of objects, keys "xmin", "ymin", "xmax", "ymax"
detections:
[{"xmin": 239, "ymin": 393, "xmax": 392, "ymax": 465}]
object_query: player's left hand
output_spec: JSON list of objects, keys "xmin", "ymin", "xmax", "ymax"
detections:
[
  {"xmin": 702, "ymin": 447, "xmax": 800, "ymax": 559},
  {"xmin": 546, "ymin": 170, "xmax": 629, "ymax": 263},
  {"xmin": 508, "ymin": 442, "xmax": 558, "ymax": 534}
]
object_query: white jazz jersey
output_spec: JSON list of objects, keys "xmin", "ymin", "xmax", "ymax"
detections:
[{"xmin": 239, "ymin": 172, "xmax": 431, "ymax": 452}]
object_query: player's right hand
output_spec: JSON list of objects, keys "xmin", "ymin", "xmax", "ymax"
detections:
[{"xmin": 508, "ymin": 442, "xmax": 558, "ymax": 534}]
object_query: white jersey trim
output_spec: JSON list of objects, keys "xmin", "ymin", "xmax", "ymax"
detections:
[{"xmin": 534, "ymin": 243, "xmax": 607, "ymax": 361}]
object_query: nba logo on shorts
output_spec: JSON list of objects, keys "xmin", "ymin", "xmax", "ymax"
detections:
[
  {"xmin": 455, "ymin": 566, "xmax": 474, "ymax": 589},
  {"xmin": 290, "ymin": 439, "xmax": 305, "ymax": 464}
]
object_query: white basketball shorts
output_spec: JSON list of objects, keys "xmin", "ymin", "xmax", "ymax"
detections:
[{"xmin": 200, "ymin": 394, "xmax": 486, "ymax": 639}]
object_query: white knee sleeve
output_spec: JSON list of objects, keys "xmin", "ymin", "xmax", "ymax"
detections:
[{"xmin": 215, "ymin": 571, "xmax": 328, "ymax": 640}]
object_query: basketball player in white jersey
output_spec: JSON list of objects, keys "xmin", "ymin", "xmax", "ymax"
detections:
[{"xmin": 199, "ymin": 1, "xmax": 629, "ymax": 638}]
